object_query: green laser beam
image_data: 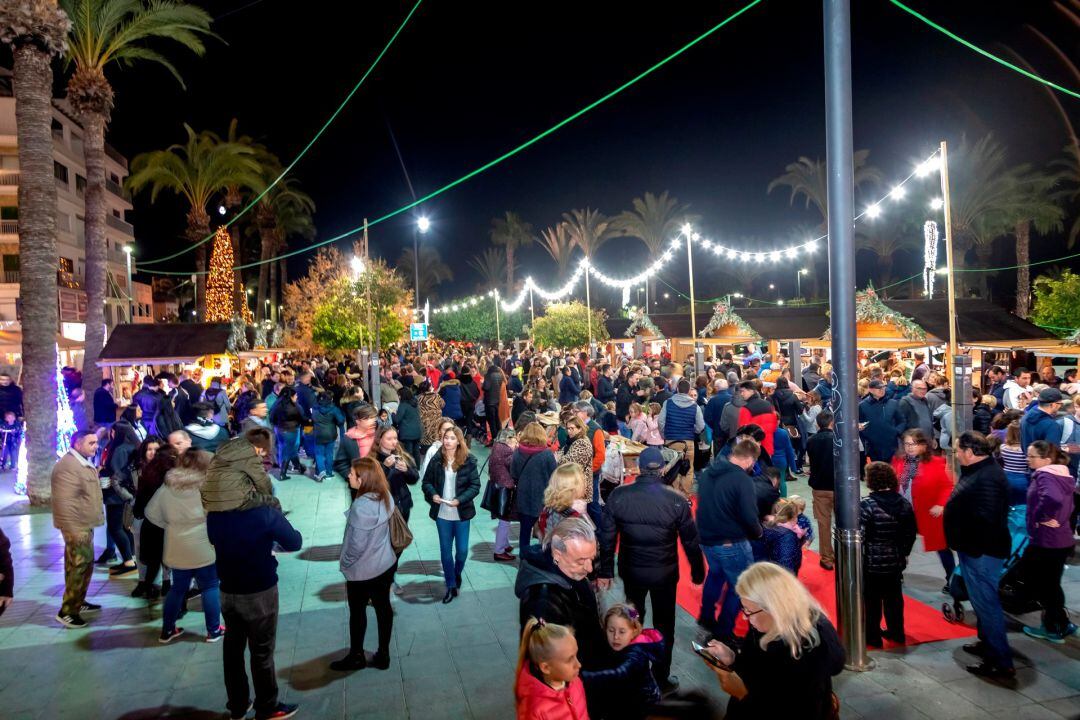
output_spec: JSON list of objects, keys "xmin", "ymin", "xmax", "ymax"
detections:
[
  {"xmin": 138, "ymin": 0, "xmax": 424, "ymax": 266},
  {"xmin": 149, "ymin": 0, "xmax": 766, "ymax": 276},
  {"xmin": 887, "ymin": 0, "xmax": 1080, "ymax": 100}
]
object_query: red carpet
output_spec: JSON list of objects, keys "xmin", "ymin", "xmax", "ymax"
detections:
[{"xmin": 673, "ymin": 497, "xmax": 975, "ymax": 646}]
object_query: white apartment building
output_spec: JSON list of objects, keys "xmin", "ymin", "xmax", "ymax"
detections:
[{"xmin": 0, "ymin": 68, "xmax": 152, "ymax": 370}]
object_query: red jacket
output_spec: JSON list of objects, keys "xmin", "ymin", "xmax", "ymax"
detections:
[
  {"xmin": 516, "ymin": 665, "xmax": 590, "ymax": 720},
  {"xmin": 738, "ymin": 396, "xmax": 779, "ymax": 455},
  {"xmin": 891, "ymin": 455, "xmax": 953, "ymax": 552}
]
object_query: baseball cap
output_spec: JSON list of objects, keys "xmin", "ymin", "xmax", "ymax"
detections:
[
  {"xmin": 1038, "ymin": 387, "xmax": 1064, "ymax": 403},
  {"xmin": 639, "ymin": 446, "xmax": 665, "ymax": 471},
  {"xmin": 868, "ymin": 379, "xmax": 886, "ymax": 389}
]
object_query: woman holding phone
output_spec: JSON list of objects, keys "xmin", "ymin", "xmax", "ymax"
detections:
[
  {"xmin": 699, "ymin": 562, "xmax": 844, "ymax": 719},
  {"xmin": 421, "ymin": 425, "xmax": 481, "ymax": 604}
]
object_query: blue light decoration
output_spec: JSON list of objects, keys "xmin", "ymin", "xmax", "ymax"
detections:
[{"xmin": 13, "ymin": 344, "xmax": 75, "ymax": 496}]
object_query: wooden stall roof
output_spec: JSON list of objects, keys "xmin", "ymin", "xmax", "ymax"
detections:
[
  {"xmin": 605, "ymin": 313, "xmax": 714, "ymax": 341},
  {"xmin": 98, "ymin": 322, "xmax": 234, "ymax": 366},
  {"xmin": 736, "ymin": 306, "xmax": 829, "ymax": 342},
  {"xmin": 882, "ymin": 298, "xmax": 1058, "ymax": 349}
]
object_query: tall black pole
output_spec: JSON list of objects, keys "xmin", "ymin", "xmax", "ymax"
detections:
[{"xmin": 823, "ymin": 0, "xmax": 870, "ymax": 670}]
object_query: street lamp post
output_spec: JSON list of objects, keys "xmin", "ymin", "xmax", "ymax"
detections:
[
  {"xmin": 414, "ymin": 216, "xmax": 430, "ymax": 312},
  {"xmin": 122, "ymin": 245, "xmax": 133, "ymax": 322},
  {"xmin": 797, "ymin": 268, "xmax": 808, "ymax": 299}
]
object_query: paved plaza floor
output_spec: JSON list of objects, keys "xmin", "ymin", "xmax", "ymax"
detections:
[{"xmin": 0, "ymin": 450, "xmax": 1078, "ymax": 719}]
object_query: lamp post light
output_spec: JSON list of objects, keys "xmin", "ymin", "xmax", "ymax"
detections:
[
  {"xmin": 414, "ymin": 216, "xmax": 430, "ymax": 311},
  {"xmin": 245, "ymin": 286, "xmax": 254, "ymax": 316},
  {"xmin": 797, "ymin": 268, "xmax": 809, "ymax": 299},
  {"xmin": 122, "ymin": 244, "xmax": 133, "ymax": 321}
]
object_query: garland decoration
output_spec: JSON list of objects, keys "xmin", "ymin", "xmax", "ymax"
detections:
[
  {"xmin": 626, "ymin": 308, "xmax": 665, "ymax": 339},
  {"xmin": 821, "ymin": 284, "xmax": 927, "ymax": 342},
  {"xmin": 700, "ymin": 303, "xmax": 759, "ymax": 339}
]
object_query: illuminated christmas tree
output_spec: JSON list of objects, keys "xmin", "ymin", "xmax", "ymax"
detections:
[
  {"xmin": 206, "ymin": 226, "xmax": 236, "ymax": 322},
  {"xmin": 15, "ymin": 344, "xmax": 75, "ymax": 495}
]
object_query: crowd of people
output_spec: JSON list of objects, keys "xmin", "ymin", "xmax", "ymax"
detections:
[{"xmin": 0, "ymin": 340, "xmax": 1076, "ymax": 719}]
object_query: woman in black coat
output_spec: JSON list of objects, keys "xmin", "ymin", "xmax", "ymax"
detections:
[
  {"xmin": 373, "ymin": 426, "xmax": 419, "ymax": 521},
  {"xmin": 392, "ymin": 387, "xmax": 423, "ymax": 460},
  {"xmin": 510, "ymin": 421, "xmax": 559, "ymax": 553},
  {"xmin": 421, "ymin": 425, "xmax": 481, "ymax": 604}
]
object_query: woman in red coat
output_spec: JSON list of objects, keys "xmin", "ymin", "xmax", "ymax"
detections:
[{"xmin": 892, "ymin": 429, "xmax": 956, "ymax": 592}]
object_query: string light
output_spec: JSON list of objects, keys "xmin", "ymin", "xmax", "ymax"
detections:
[{"xmin": 930, "ymin": 197, "xmax": 944, "ymax": 210}]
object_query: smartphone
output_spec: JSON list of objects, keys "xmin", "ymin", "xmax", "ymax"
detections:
[{"xmin": 691, "ymin": 641, "xmax": 731, "ymax": 670}]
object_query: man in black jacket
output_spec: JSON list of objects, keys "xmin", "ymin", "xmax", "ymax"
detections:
[
  {"xmin": 695, "ymin": 439, "xmax": 762, "ymax": 643},
  {"xmin": 93, "ymin": 378, "xmax": 117, "ymax": 427},
  {"xmin": 595, "ymin": 364, "xmax": 616, "ymax": 404},
  {"xmin": 615, "ymin": 369, "xmax": 644, "ymax": 420},
  {"xmin": 946, "ymin": 431, "xmax": 1014, "ymax": 680},
  {"xmin": 807, "ymin": 410, "xmax": 837, "ymax": 571},
  {"xmin": 597, "ymin": 447, "xmax": 705, "ymax": 690},
  {"xmin": 515, "ymin": 517, "xmax": 609, "ymax": 671}
]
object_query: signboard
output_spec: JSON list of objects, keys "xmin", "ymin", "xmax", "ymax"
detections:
[{"xmin": 410, "ymin": 323, "xmax": 429, "ymax": 342}]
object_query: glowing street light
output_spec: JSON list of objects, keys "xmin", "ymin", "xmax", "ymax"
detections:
[
  {"xmin": 350, "ymin": 256, "xmax": 365, "ymax": 277},
  {"xmin": 417, "ymin": 216, "xmax": 431, "ymax": 233}
]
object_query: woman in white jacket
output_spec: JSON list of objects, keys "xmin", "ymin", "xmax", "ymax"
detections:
[
  {"xmin": 145, "ymin": 450, "xmax": 223, "ymax": 643},
  {"xmin": 329, "ymin": 456, "xmax": 398, "ymax": 673}
]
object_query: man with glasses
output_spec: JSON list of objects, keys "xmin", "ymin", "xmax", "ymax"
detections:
[
  {"xmin": 898, "ymin": 380, "xmax": 936, "ymax": 446},
  {"xmin": 946, "ymin": 432, "xmax": 1014, "ymax": 680},
  {"xmin": 515, "ymin": 517, "xmax": 609, "ymax": 670}
]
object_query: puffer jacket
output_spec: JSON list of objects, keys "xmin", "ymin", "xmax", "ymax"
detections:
[
  {"xmin": 393, "ymin": 399, "xmax": 423, "ymax": 442},
  {"xmin": 771, "ymin": 388, "xmax": 804, "ymax": 427},
  {"xmin": 439, "ymin": 379, "xmax": 463, "ymax": 420},
  {"xmin": 311, "ymin": 399, "xmax": 345, "ymax": 444},
  {"xmin": 515, "ymin": 665, "xmax": 589, "ymax": 720},
  {"xmin": 269, "ymin": 397, "xmax": 304, "ymax": 432},
  {"xmin": 738, "ymin": 395, "xmax": 778, "ymax": 455},
  {"xmin": 944, "ymin": 456, "xmax": 1010, "ymax": 559},
  {"xmin": 859, "ymin": 491, "xmax": 916, "ymax": 575},
  {"xmin": 375, "ymin": 449, "xmax": 418, "ymax": 515},
  {"xmin": 581, "ymin": 628, "xmax": 663, "ymax": 718},
  {"xmin": 512, "ymin": 444, "xmax": 559, "ymax": 517},
  {"xmin": 598, "ymin": 475, "xmax": 705, "ymax": 586},
  {"xmin": 201, "ymin": 437, "xmax": 276, "ymax": 512},
  {"xmin": 144, "ymin": 467, "xmax": 216, "ymax": 570},
  {"xmin": 1027, "ymin": 464, "xmax": 1076, "ymax": 549},
  {"xmin": 758, "ymin": 524, "xmax": 803, "ymax": 575}
]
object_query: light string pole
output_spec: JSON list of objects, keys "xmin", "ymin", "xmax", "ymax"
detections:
[
  {"xmin": 939, "ymin": 140, "xmax": 970, "ymax": 470},
  {"xmin": 683, "ymin": 224, "xmax": 703, "ymax": 374},
  {"xmin": 494, "ymin": 288, "xmax": 502, "ymax": 349},
  {"xmin": 584, "ymin": 258, "xmax": 595, "ymax": 357},
  {"xmin": 824, "ymin": 0, "xmax": 870, "ymax": 671}
]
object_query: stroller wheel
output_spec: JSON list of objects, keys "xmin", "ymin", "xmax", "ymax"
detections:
[{"xmin": 942, "ymin": 603, "xmax": 956, "ymax": 623}]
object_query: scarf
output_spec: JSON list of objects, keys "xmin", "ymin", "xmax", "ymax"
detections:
[{"xmin": 900, "ymin": 455, "xmax": 919, "ymax": 497}]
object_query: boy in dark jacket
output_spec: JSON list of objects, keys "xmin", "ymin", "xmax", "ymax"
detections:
[
  {"xmin": 860, "ymin": 462, "xmax": 916, "ymax": 646},
  {"xmin": 310, "ymin": 393, "xmax": 345, "ymax": 482}
]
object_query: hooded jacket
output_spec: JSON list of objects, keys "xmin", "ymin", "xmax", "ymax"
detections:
[
  {"xmin": 859, "ymin": 491, "xmax": 916, "ymax": 575},
  {"xmin": 720, "ymin": 392, "xmax": 747, "ymax": 443},
  {"xmin": 201, "ymin": 385, "xmax": 231, "ymax": 428},
  {"xmin": 1020, "ymin": 406, "xmax": 1061, "ymax": 453},
  {"xmin": 1002, "ymin": 379, "xmax": 1033, "ymax": 410},
  {"xmin": 1027, "ymin": 464, "xmax": 1076, "ymax": 549},
  {"xmin": 738, "ymin": 395, "xmax": 778, "ymax": 455},
  {"xmin": 202, "ymin": 437, "xmax": 277, "ymax": 513},
  {"xmin": 580, "ymin": 628, "xmax": 663, "ymax": 718},
  {"xmin": 145, "ymin": 467, "xmax": 216, "ymax": 570},
  {"xmin": 598, "ymin": 475, "xmax": 705, "ymax": 586},
  {"xmin": 514, "ymin": 665, "xmax": 589, "ymax": 720},
  {"xmin": 858, "ymin": 394, "xmax": 904, "ymax": 461},
  {"xmin": 438, "ymin": 378, "xmax": 464, "ymax": 420},
  {"xmin": 515, "ymin": 545, "xmax": 609, "ymax": 670},
  {"xmin": 393, "ymin": 399, "xmax": 423, "ymax": 442},
  {"xmin": 340, "ymin": 492, "xmax": 397, "ymax": 581},
  {"xmin": 558, "ymin": 373, "xmax": 582, "ymax": 405},
  {"xmin": 658, "ymin": 393, "xmax": 705, "ymax": 442},
  {"xmin": 184, "ymin": 417, "xmax": 230, "ymax": 453},
  {"xmin": 311, "ymin": 397, "xmax": 345, "ymax": 444}
]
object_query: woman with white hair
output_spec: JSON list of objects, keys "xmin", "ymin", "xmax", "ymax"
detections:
[{"xmin": 700, "ymin": 562, "xmax": 845, "ymax": 719}]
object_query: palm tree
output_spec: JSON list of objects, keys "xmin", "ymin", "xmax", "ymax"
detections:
[
  {"xmin": 0, "ymin": 0, "xmax": 70, "ymax": 503},
  {"xmin": 767, "ymin": 149, "xmax": 883, "ymax": 228},
  {"xmin": 468, "ymin": 247, "xmax": 510, "ymax": 293},
  {"xmin": 856, "ymin": 225, "xmax": 919, "ymax": 289},
  {"xmin": 264, "ymin": 181, "xmax": 315, "ymax": 323},
  {"xmin": 1052, "ymin": 144, "xmax": 1080, "ymax": 247},
  {"xmin": 63, "ymin": 0, "xmax": 214, "ymax": 414},
  {"xmin": 562, "ymin": 208, "xmax": 614, "ymax": 259},
  {"xmin": 1011, "ymin": 167, "xmax": 1064, "ymax": 318},
  {"xmin": 536, "ymin": 223, "xmax": 575, "ymax": 281},
  {"xmin": 611, "ymin": 191, "xmax": 699, "ymax": 307},
  {"xmin": 489, "ymin": 211, "xmax": 532, "ymax": 294},
  {"xmin": 397, "ymin": 245, "xmax": 453, "ymax": 302},
  {"xmin": 127, "ymin": 124, "xmax": 262, "ymax": 317}
]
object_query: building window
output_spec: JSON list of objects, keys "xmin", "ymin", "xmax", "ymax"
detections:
[
  {"xmin": 53, "ymin": 161, "xmax": 68, "ymax": 184},
  {"xmin": 3, "ymin": 255, "xmax": 19, "ymax": 271},
  {"xmin": 109, "ymin": 172, "xmax": 120, "ymax": 184},
  {"xmin": 56, "ymin": 212, "xmax": 71, "ymax": 233},
  {"xmin": 112, "ymin": 209, "xmax": 120, "ymax": 218},
  {"xmin": 75, "ymin": 175, "xmax": 86, "ymax": 196},
  {"xmin": 59, "ymin": 257, "xmax": 74, "ymax": 274},
  {"xmin": 0, "ymin": 156, "xmax": 17, "ymax": 170},
  {"xmin": 0, "ymin": 207, "xmax": 16, "ymax": 220},
  {"xmin": 51, "ymin": 118, "xmax": 63, "ymax": 141}
]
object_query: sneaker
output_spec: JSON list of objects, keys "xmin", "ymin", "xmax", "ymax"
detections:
[
  {"xmin": 961, "ymin": 642, "xmax": 987, "ymax": 658},
  {"xmin": 206, "ymin": 626, "xmax": 226, "ymax": 643},
  {"xmin": 1065, "ymin": 623, "xmax": 1079, "ymax": 637},
  {"xmin": 314, "ymin": 472, "xmax": 325, "ymax": 483},
  {"xmin": 109, "ymin": 563, "xmax": 138, "ymax": 577},
  {"xmin": 159, "ymin": 627, "xmax": 185, "ymax": 644},
  {"xmin": 1022, "ymin": 625, "xmax": 1067, "ymax": 645},
  {"xmin": 94, "ymin": 551, "xmax": 116, "ymax": 566},
  {"xmin": 256, "ymin": 702, "xmax": 299, "ymax": 720},
  {"xmin": 131, "ymin": 581, "xmax": 148, "ymax": 598},
  {"xmin": 229, "ymin": 701, "xmax": 254, "ymax": 720},
  {"xmin": 55, "ymin": 613, "xmax": 87, "ymax": 629},
  {"xmin": 78, "ymin": 602, "xmax": 102, "ymax": 614},
  {"xmin": 966, "ymin": 662, "xmax": 1016, "ymax": 681},
  {"xmin": 329, "ymin": 653, "xmax": 366, "ymax": 672},
  {"xmin": 369, "ymin": 651, "xmax": 390, "ymax": 670}
]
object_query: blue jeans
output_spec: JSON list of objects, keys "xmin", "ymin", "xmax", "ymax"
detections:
[
  {"xmin": 302, "ymin": 431, "xmax": 315, "ymax": 459},
  {"xmin": 958, "ymin": 552, "xmax": 1013, "ymax": 669},
  {"xmin": 275, "ymin": 428, "xmax": 299, "ymax": 470},
  {"xmin": 435, "ymin": 517, "xmax": 470, "ymax": 590},
  {"xmin": 314, "ymin": 441, "xmax": 335, "ymax": 476},
  {"xmin": 519, "ymin": 514, "xmax": 538, "ymax": 554},
  {"xmin": 164, "ymin": 564, "xmax": 221, "ymax": 634},
  {"xmin": 937, "ymin": 549, "xmax": 956, "ymax": 580},
  {"xmin": 700, "ymin": 541, "xmax": 753, "ymax": 638}
]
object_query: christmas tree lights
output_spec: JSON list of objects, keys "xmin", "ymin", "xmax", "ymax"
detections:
[{"xmin": 205, "ymin": 227, "xmax": 236, "ymax": 322}]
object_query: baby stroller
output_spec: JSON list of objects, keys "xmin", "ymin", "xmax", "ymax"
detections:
[{"xmin": 942, "ymin": 523, "xmax": 1037, "ymax": 623}]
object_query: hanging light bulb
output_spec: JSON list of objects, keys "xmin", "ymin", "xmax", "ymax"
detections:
[
  {"xmin": 865, "ymin": 203, "xmax": 882, "ymax": 219},
  {"xmin": 890, "ymin": 186, "xmax": 906, "ymax": 200},
  {"xmin": 930, "ymin": 197, "xmax": 944, "ymax": 210}
]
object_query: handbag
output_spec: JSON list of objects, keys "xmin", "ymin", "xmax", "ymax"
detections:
[
  {"xmin": 480, "ymin": 480, "xmax": 518, "ymax": 521},
  {"xmin": 388, "ymin": 506, "xmax": 413, "ymax": 556},
  {"xmin": 784, "ymin": 423, "xmax": 801, "ymax": 440}
]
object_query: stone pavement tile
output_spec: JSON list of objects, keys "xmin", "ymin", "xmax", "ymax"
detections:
[
  {"xmin": 1042, "ymin": 695, "xmax": 1080, "ymax": 718},
  {"xmin": 894, "ymin": 650, "xmax": 972, "ymax": 682},
  {"xmin": 892, "ymin": 680, "xmax": 985, "ymax": 719},
  {"xmin": 177, "ymin": 655, "xmax": 226, "ymax": 689},
  {"xmin": 861, "ymin": 655, "xmax": 939, "ymax": 692},
  {"xmin": 1013, "ymin": 667, "xmax": 1080, "ymax": 704},
  {"xmin": 990, "ymin": 704, "xmax": 1078, "ymax": 719},
  {"xmin": 444, "ymin": 621, "xmax": 498, "ymax": 647},
  {"xmin": 283, "ymin": 683, "xmax": 346, "ymax": 717},
  {"xmin": 831, "ymin": 670, "xmax": 889, "ymax": 699},
  {"xmin": 844, "ymin": 690, "xmax": 934, "ymax": 719},
  {"xmin": 403, "ymin": 673, "xmax": 471, "ymax": 719},
  {"xmin": 345, "ymin": 680, "xmax": 407, "ymax": 718},
  {"xmin": 168, "ymin": 680, "xmax": 228, "ymax": 711},
  {"xmin": 464, "ymin": 680, "xmax": 516, "ymax": 719},
  {"xmin": 948, "ymin": 675, "xmax": 1038, "ymax": 710},
  {"xmin": 400, "ymin": 644, "xmax": 453, "ymax": 680},
  {"xmin": 340, "ymin": 658, "xmax": 403, "ymax": 690},
  {"xmin": 838, "ymin": 701, "xmax": 866, "ymax": 719},
  {"xmin": 1037, "ymin": 659, "xmax": 1080, "ymax": 691}
]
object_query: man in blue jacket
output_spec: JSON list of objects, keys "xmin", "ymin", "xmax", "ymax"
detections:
[
  {"xmin": 695, "ymin": 439, "xmax": 762, "ymax": 644},
  {"xmin": 1020, "ymin": 387, "xmax": 1065, "ymax": 452},
  {"xmin": 207, "ymin": 505, "xmax": 302, "ymax": 720},
  {"xmin": 859, "ymin": 379, "xmax": 905, "ymax": 462},
  {"xmin": 702, "ymin": 378, "xmax": 732, "ymax": 451}
]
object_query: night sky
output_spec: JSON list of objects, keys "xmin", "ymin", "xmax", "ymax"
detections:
[{"xmin": 90, "ymin": 0, "xmax": 1079, "ymax": 307}]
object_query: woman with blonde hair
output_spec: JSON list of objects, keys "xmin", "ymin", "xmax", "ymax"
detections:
[
  {"xmin": 421, "ymin": 425, "xmax": 481, "ymax": 604},
  {"xmin": 536, "ymin": 463, "xmax": 591, "ymax": 540},
  {"xmin": 700, "ymin": 562, "xmax": 844, "ymax": 719}
]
